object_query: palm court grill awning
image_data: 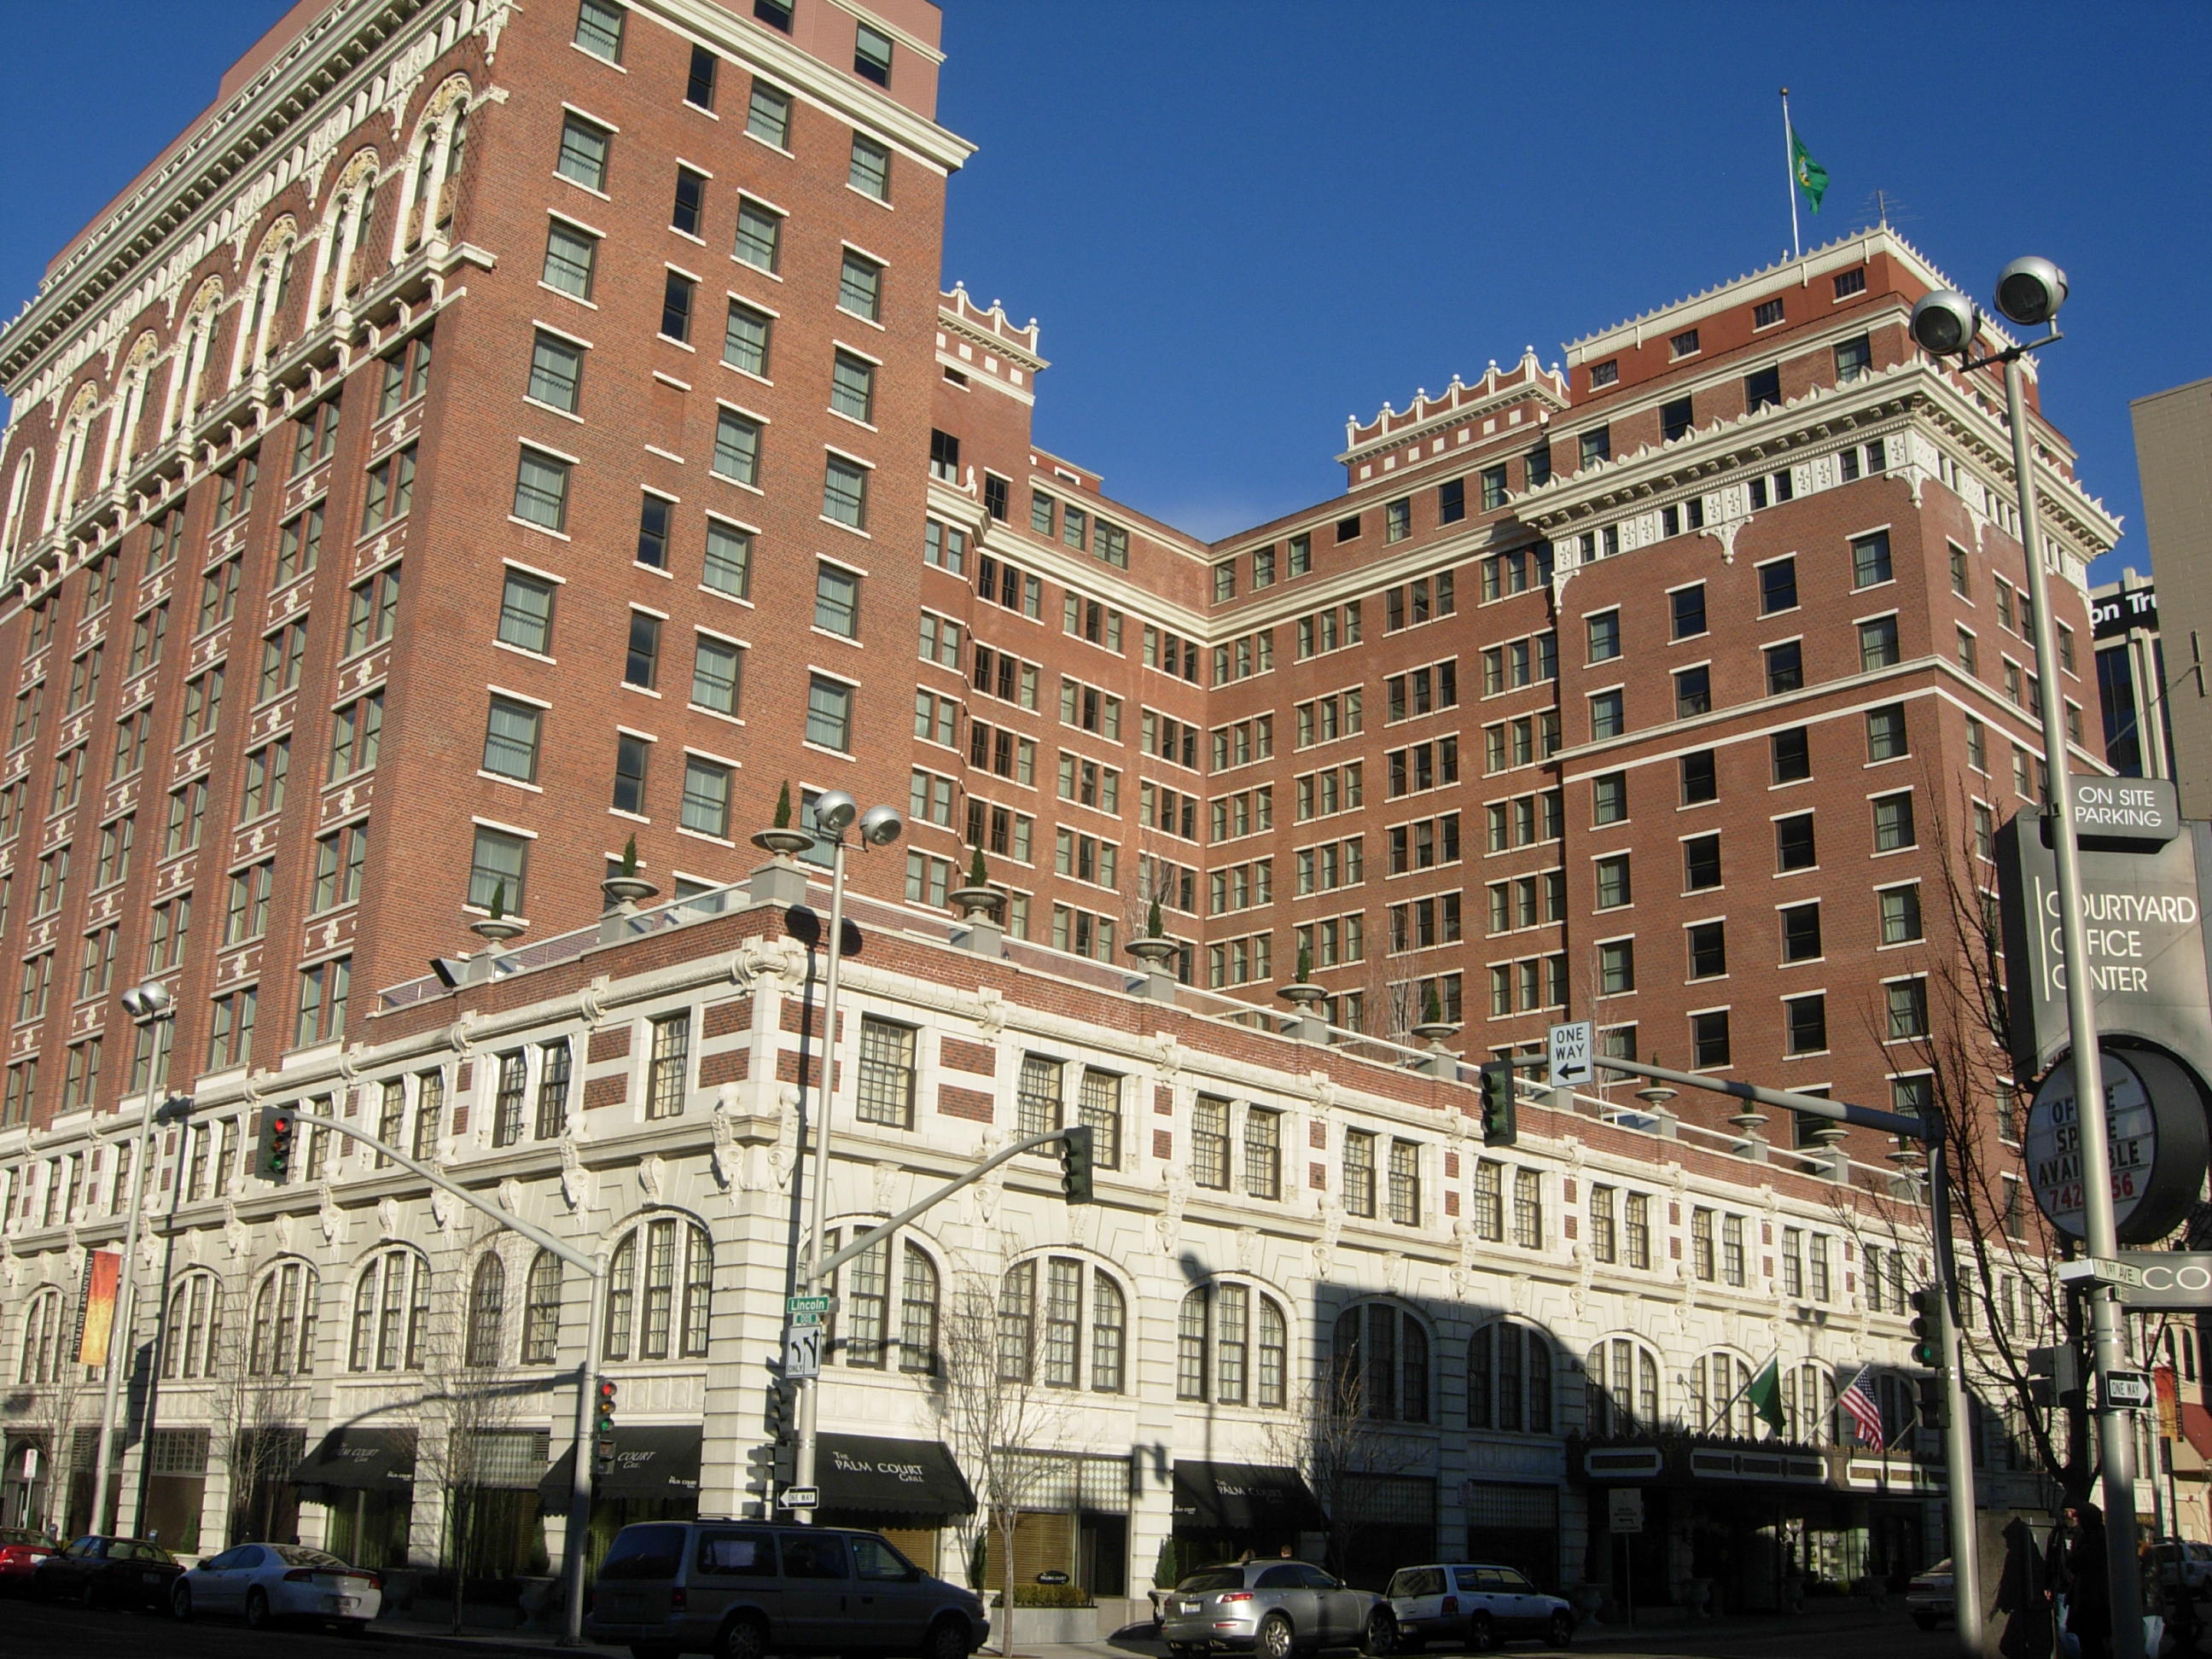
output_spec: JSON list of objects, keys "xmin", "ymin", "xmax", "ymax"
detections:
[
  {"xmin": 538, "ymin": 1424, "xmax": 702, "ymax": 1505},
  {"xmin": 1172, "ymin": 1462, "xmax": 1326, "ymax": 1533},
  {"xmin": 289, "ymin": 1426, "xmax": 418, "ymax": 1493},
  {"xmin": 818, "ymin": 1434, "xmax": 975, "ymax": 1516}
]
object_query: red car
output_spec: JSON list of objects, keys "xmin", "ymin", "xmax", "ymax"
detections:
[{"xmin": 0, "ymin": 1528, "xmax": 60, "ymax": 1592}]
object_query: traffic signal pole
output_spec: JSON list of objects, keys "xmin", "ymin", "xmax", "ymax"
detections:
[{"xmin": 253, "ymin": 1107, "xmax": 606, "ymax": 1647}]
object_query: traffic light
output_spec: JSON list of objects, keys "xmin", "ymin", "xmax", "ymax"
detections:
[
  {"xmin": 1479, "ymin": 1061, "xmax": 1517, "ymax": 1146},
  {"xmin": 592, "ymin": 1378, "xmax": 618, "ymax": 1469},
  {"xmin": 764, "ymin": 1378, "xmax": 794, "ymax": 1438},
  {"xmin": 2028, "ymin": 1344, "xmax": 2086, "ymax": 1410},
  {"xmin": 1909, "ymin": 1287, "xmax": 1945, "ymax": 1368},
  {"xmin": 253, "ymin": 1106, "xmax": 296, "ymax": 1183},
  {"xmin": 1916, "ymin": 1374, "xmax": 1947, "ymax": 1429},
  {"xmin": 1060, "ymin": 1124, "xmax": 1096, "ymax": 1204}
]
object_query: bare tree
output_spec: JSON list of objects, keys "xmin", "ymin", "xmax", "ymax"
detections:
[
  {"xmin": 202, "ymin": 1284, "xmax": 310, "ymax": 1544},
  {"xmin": 930, "ymin": 1272, "xmax": 1076, "ymax": 1657},
  {"xmin": 1262, "ymin": 1350, "xmax": 1428, "ymax": 1581},
  {"xmin": 2, "ymin": 1362, "xmax": 96, "ymax": 1537}
]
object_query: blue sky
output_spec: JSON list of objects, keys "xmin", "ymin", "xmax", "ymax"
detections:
[{"xmin": 6, "ymin": 2, "xmax": 2207, "ymax": 574}]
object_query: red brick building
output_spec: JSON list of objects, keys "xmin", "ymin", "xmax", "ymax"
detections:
[{"xmin": 0, "ymin": 0, "xmax": 2121, "ymax": 1187}]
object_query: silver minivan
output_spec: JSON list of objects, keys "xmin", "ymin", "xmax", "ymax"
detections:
[{"xmin": 586, "ymin": 1522, "xmax": 988, "ymax": 1659}]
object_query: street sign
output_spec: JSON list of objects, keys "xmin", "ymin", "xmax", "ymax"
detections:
[
  {"xmin": 2104, "ymin": 1370, "xmax": 2153, "ymax": 1410},
  {"xmin": 2056, "ymin": 1257, "xmax": 2146, "ymax": 1289},
  {"xmin": 778, "ymin": 1485, "xmax": 819, "ymax": 1510},
  {"xmin": 1606, "ymin": 1488, "xmax": 1644, "ymax": 1534},
  {"xmin": 1547, "ymin": 1021, "xmax": 1594, "ymax": 1089},
  {"xmin": 784, "ymin": 1324, "xmax": 823, "ymax": 1380},
  {"xmin": 786, "ymin": 1294, "xmax": 832, "ymax": 1326}
]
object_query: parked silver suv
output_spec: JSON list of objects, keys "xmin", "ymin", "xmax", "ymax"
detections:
[
  {"xmin": 585, "ymin": 1522, "xmax": 987, "ymax": 1659},
  {"xmin": 1377, "ymin": 1563, "xmax": 1575, "ymax": 1651},
  {"xmin": 1160, "ymin": 1560, "xmax": 1387, "ymax": 1659}
]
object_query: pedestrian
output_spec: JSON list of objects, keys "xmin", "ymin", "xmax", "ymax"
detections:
[
  {"xmin": 1994, "ymin": 1515, "xmax": 2053, "ymax": 1659},
  {"xmin": 2067, "ymin": 1505, "xmax": 2112, "ymax": 1659}
]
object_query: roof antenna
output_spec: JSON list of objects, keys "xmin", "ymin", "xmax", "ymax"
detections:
[{"xmin": 1877, "ymin": 189, "xmax": 1889, "ymax": 228}]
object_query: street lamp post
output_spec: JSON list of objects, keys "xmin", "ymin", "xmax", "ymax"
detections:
[
  {"xmin": 89, "ymin": 980, "xmax": 176, "ymax": 1535},
  {"xmin": 1912, "ymin": 259, "xmax": 2145, "ymax": 1659},
  {"xmin": 788, "ymin": 792, "xmax": 902, "ymax": 1522}
]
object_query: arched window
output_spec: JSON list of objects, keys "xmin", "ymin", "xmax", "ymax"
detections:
[
  {"xmin": 521, "ymin": 1249, "xmax": 562, "ymax": 1365},
  {"xmin": 16, "ymin": 1288, "xmax": 66, "ymax": 1384},
  {"xmin": 438, "ymin": 109, "xmax": 469, "ymax": 228},
  {"xmin": 248, "ymin": 1260, "xmax": 317, "ymax": 1376},
  {"xmin": 1177, "ymin": 1282, "xmax": 1289, "ymax": 1408},
  {"xmin": 1, "ymin": 451, "xmax": 34, "ymax": 556},
  {"xmin": 161, "ymin": 1270, "xmax": 225, "ymax": 1380},
  {"xmin": 349, "ymin": 1247, "xmax": 430, "ymax": 1372},
  {"xmin": 996, "ymin": 1256, "xmax": 1126, "ymax": 1394},
  {"xmin": 1686, "ymin": 1351, "xmax": 1757, "ymax": 1438},
  {"xmin": 1467, "ymin": 1320, "xmax": 1554, "ymax": 1434},
  {"xmin": 602, "ymin": 1217, "xmax": 712, "ymax": 1361},
  {"xmin": 1333, "ymin": 1302, "xmax": 1431, "ymax": 1423},
  {"xmin": 465, "ymin": 1254, "xmax": 506, "ymax": 1367},
  {"xmin": 1583, "ymin": 1336, "xmax": 1662, "ymax": 1437},
  {"xmin": 824, "ymin": 1229, "xmax": 939, "ymax": 1374},
  {"xmin": 1781, "ymin": 1361, "xmax": 1836, "ymax": 1444}
]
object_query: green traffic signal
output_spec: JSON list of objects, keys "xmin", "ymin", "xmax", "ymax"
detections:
[
  {"xmin": 1060, "ymin": 1124, "xmax": 1095, "ymax": 1204},
  {"xmin": 1909, "ymin": 1287, "xmax": 1943, "ymax": 1367},
  {"xmin": 594, "ymin": 1378, "xmax": 618, "ymax": 1435},
  {"xmin": 1479, "ymin": 1061, "xmax": 1517, "ymax": 1146}
]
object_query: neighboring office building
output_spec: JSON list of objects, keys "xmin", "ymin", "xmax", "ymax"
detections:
[
  {"xmin": 0, "ymin": 0, "xmax": 2128, "ymax": 1612},
  {"xmin": 2133, "ymin": 375, "xmax": 2212, "ymax": 813},
  {"xmin": 2089, "ymin": 569, "xmax": 2173, "ymax": 780}
]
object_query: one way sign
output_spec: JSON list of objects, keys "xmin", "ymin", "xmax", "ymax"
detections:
[{"xmin": 1547, "ymin": 1022, "xmax": 1593, "ymax": 1089}]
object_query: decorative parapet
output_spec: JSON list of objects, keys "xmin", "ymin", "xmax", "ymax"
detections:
[{"xmin": 1338, "ymin": 347, "xmax": 1569, "ymax": 475}]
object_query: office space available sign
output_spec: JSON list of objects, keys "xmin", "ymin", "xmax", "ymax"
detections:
[{"xmin": 2023, "ymin": 1047, "xmax": 2208, "ymax": 1245}]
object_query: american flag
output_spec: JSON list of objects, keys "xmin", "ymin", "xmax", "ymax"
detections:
[{"xmin": 1839, "ymin": 1366, "xmax": 1885, "ymax": 1448}]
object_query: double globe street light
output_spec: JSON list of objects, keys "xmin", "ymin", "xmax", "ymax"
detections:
[{"xmin": 1911, "ymin": 260, "xmax": 2145, "ymax": 1659}]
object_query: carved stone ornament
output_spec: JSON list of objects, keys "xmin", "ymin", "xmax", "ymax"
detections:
[
  {"xmin": 872, "ymin": 1158, "xmax": 899, "ymax": 1214},
  {"xmin": 498, "ymin": 1176, "xmax": 523, "ymax": 1217},
  {"xmin": 974, "ymin": 987, "xmax": 1006, "ymax": 1040},
  {"xmin": 1151, "ymin": 1035, "xmax": 1185, "ymax": 1080},
  {"xmin": 1155, "ymin": 1172, "xmax": 1188, "ymax": 1256},
  {"xmin": 375, "ymin": 1196, "xmax": 399, "ymax": 1239},
  {"xmin": 1307, "ymin": 1069, "xmax": 1336, "ymax": 1110},
  {"xmin": 637, "ymin": 1153, "xmax": 665, "ymax": 1205},
  {"xmin": 765, "ymin": 1141, "xmax": 795, "ymax": 1193},
  {"xmin": 224, "ymin": 1201, "xmax": 248, "ymax": 1259},
  {"xmin": 1311, "ymin": 1206, "xmax": 1341, "ymax": 1282},
  {"xmin": 558, "ymin": 1137, "xmax": 591, "ymax": 1213},
  {"xmin": 709, "ymin": 1109, "xmax": 739, "ymax": 1191},
  {"xmin": 317, "ymin": 1191, "xmax": 339, "ymax": 1248},
  {"xmin": 428, "ymin": 1186, "xmax": 452, "ymax": 1230}
]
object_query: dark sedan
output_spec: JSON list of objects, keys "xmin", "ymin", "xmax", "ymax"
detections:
[{"xmin": 33, "ymin": 1534, "xmax": 183, "ymax": 1611}]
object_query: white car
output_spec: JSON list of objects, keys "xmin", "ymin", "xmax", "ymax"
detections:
[
  {"xmin": 1378, "ymin": 1563, "xmax": 1575, "ymax": 1652},
  {"xmin": 173, "ymin": 1541, "xmax": 383, "ymax": 1632}
]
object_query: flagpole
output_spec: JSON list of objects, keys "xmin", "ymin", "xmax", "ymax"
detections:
[
  {"xmin": 1781, "ymin": 87, "xmax": 1801, "ymax": 259},
  {"xmin": 1704, "ymin": 1348, "xmax": 1783, "ymax": 1435}
]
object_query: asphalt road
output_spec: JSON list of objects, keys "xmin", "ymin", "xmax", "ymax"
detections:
[{"xmin": 0, "ymin": 1597, "xmax": 1966, "ymax": 1659}]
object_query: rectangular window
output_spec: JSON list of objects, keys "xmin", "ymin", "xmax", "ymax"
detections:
[
  {"xmin": 574, "ymin": 0, "xmax": 625, "ymax": 60},
  {"xmin": 556, "ymin": 114, "xmax": 611, "ymax": 190},
  {"xmin": 1587, "ymin": 610, "xmax": 1620, "ymax": 661},
  {"xmin": 713, "ymin": 410, "xmax": 761, "ymax": 485},
  {"xmin": 853, "ymin": 20, "xmax": 894, "ymax": 84},
  {"xmin": 469, "ymin": 827, "xmax": 527, "ymax": 914},
  {"xmin": 543, "ymin": 218, "xmax": 598, "ymax": 299},
  {"xmin": 723, "ymin": 301, "xmax": 772, "ymax": 377},
  {"xmin": 625, "ymin": 611, "xmax": 661, "ymax": 688},
  {"xmin": 686, "ymin": 44, "xmax": 719, "ymax": 109},
  {"xmin": 1859, "ymin": 614, "xmax": 1901, "ymax": 670},
  {"xmin": 1772, "ymin": 725, "xmax": 1812, "ymax": 783},
  {"xmin": 823, "ymin": 455, "xmax": 869, "ymax": 527},
  {"xmin": 814, "ymin": 563, "xmax": 860, "ymax": 635},
  {"xmin": 1854, "ymin": 531, "xmax": 1894, "ymax": 588},
  {"xmin": 1765, "ymin": 640, "xmax": 1804, "ymax": 696},
  {"xmin": 680, "ymin": 756, "xmax": 732, "ymax": 839},
  {"xmin": 1835, "ymin": 335, "xmax": 1872, "ymax": 382},
  {"xmin": 513, "ymin": 447, "xmax": 571, "ymax": 531},
  {"xmin": 735, "ymin": 198, "xmax": 783, "ymax": 272},
  {"xmin": 1674, "ymin": 665, "xmax": 1711, "ymax": 718},
  {"xmin": 1781, "ymin": 901, "xmax": 1822, "ymax": 963},
  {"xmin": 747, "ymin": 81, "xmax": 792, "ymax": 148},
  {"xmin": 1776, "ymin": 812, "xmax": 1817, "ymax": 871},
  {"xmin": 1342, "ymin": 1128, "xmax": 1376, "ymax": 1217},
  {"xmin": 1691, "ymin": 1009, "xmax": 1732, "ymax": 1068},
  {"xmin": 1593, "ymin": 771, "xmax": 1627, "ymax": 824},
  {"xmin": 691, "ymin": 635, "xmax": 742, "ymax": 715},
  {"xmin": 1745, "ymin": 364, "xmax": 1782, "ymax": 412},
  {"xmin": 1761, "ymin": 557, "xmax": 1798, "ymax": 614},
  {"xmin": 482, "ymin": 696, "xmax": 543, "ymax": 782},
  {"xmin": 856, "ymin": 1018, "xmax": 917, "ymax": 1128},
  {"xmin": 1785, "ymin": 992, "xmax": 1827, "ymax": 1054},
  {"xmin": 660, "ymin": 270, "xmax": 696, "ymax": 342},
  {"xmin": 1590, "ymin": 690, "xmax": 1624, "ymax": 740},
  {"xmin": 646, "ymin": 1012, "xmax": 690, "ymax": 1118},
  {"xmin": 527, "ymin": 329, "xmax": 585, "ymax": 412},
  {"xmin": 806, "ymin": 676, "xmax": 853, "ymax": 750},
  {"xmin": 839, "ymin": 250, "xmax": 883, "ymax": 321},
  {"xmin": 849, "ymin": 135, "xmax": 891, "ymax": 200},
  {"xmin": 1684, "ymin": 833, "xmax": 1721, "ymax": 891},
  {"xmin": 671, "ymin": 166, "xmax": 707, "ymax": 236},
  {"xmin": 1866, "ymin": 703, "xmax": 1908, "ymax": 760},
  {"xmin": 1192, "ymin": 1097, "xmax": 1231, "ymax": 1190},
  {"xmin": 830, "ymin": 350, "xmax": 874, "ymax": 421},
  {"xmin": 611, "ymin": 734, "xmax": 649, "ymax": 814},
  {"xmin": 1873, "ymin": 791, "xmax": 1917, "ymax": 852}
]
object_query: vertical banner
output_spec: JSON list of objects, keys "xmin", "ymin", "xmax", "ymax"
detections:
[
  {"xmin": 75, "ymin": 1248, "xmax": 120, "ymax": 1367},
  {"xmin": 2157, "ymin": 1365, "xmax": 2181, "ymax": 1443}
]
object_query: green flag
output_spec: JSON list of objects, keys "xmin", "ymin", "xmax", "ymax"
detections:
[
  {"xmin": 1747, "ymin": 1356, "xmax": 1786, "ymax": 1434},
  {"xmin": 1792, "ymin": 132, "xmax": 1829, "ymax": 214}
]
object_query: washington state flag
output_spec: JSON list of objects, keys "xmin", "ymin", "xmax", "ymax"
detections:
[{"xmin": 1793, "ymin": 132, "xmax": 1830, "ymax": 214}]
